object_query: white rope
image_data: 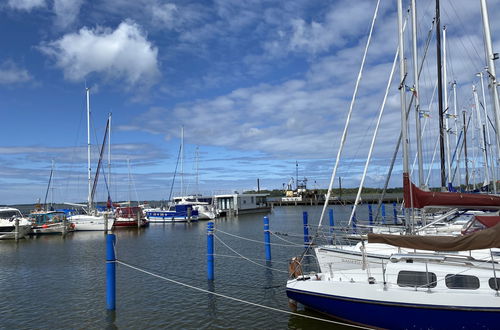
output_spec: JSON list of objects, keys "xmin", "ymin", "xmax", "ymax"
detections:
[
  {"xmin": 115, "ymin": 260, "xmax": 372, "ymax": 329},
  {"xmin": 349, "ymin": 36, "xmax": 399, "ymax": 225},
  {"xmin": 216, "ymin": 228, "xmax": 301, "ymax": 247},
  {"xmin": 213, "ymin": 254, "xmax": 290, "ymax": 265},
  {"xmin": 319, "ymin": 0, "xmax": 381, "ymax": 227},
  {"xmin": 269, "ymin": 231, "xmax": 306, "ymax": 247},
  {"xmin": 214, "ymin": 234, "xmax": 289, "ymax": 274}
]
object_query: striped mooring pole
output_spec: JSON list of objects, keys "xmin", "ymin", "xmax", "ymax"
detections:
[
  {"xmin": 106, "ymin": 234, "xmax": 116, "ymax": 310},
  {"xmin": 264, "ymin": 216, "xmax": 271, "ymax": 261},
  {"xmin": 207, "ymin": 222, "xmax": 214, "ymax": 280}
]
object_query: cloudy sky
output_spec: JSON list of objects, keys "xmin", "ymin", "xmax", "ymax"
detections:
[{"xmin": 1, "ymin": 0, "xmax": 499, "ymax": 204}]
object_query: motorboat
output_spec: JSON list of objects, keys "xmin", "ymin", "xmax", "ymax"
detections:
[
  {"xmin": 114, "ymin": 206, "xmax": 148, "ymax": 227},
  {"xmin": 30, "ymin": 210, "xmax": 74, "ymax": 235},
  {"xmin": 0, "ymin": 207, "xmax": 32, "ymax": 239},
  {"xmin": 145, "ymin": 204, "xmax": 199, "ymax": 223}
]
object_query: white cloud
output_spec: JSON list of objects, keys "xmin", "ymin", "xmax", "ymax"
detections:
[
  {"xmin": 0, "ymin": 61, "xmax": 32, "ymax": 84},
  {"xmin": 151, "ymin": 2, "xmax": 178, "ymax": 29},
  {"xmin": 7, "ymin": 0, "xmax": 45, "ymax": 11},
  {"xmin": 39, "ymin": 20, "xmax": 160, "ymax": 88},
  {"xmin": 53, "ymin": 0, "xmax": 84, "ymax": 29}
]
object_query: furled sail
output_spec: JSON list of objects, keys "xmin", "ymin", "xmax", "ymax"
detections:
[
  {"xmin": 368, "ymin": 222, "xmax": 500, "ymax": 251},
  {"xmin": 403, "ymin": 173, "xmax": 500, "ymax": 209}
]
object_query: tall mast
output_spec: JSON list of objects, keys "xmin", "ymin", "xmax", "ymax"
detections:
[
  {"xmin": 479, "ymin": 72, "xmax": 496, "ymax": 192},
  {"xmin": 473, "ymin": 85, "xmax": 490, "ymax": 186},
  {"xmin": 443, "ymin": 26, "xmax": 452, "ymax": 190},
  {"xmin": 108, "ymin": 112, "xmax": 112, "ymax": 195},
  {"xmin": 463, "ymin": 111, "xmax": 470, "ymax": 188},
  {"xmin": 411, "ymin": 0, "xmax": 424, "ymax": 187},
  {"xmin": 398, "ymin": 0, "xmax": 408, "ymax": 174},
  {"xmin": 452, "ymin": 82, "xmax": 461, "ymax": 187},
  {"xmin": 479, "ymin": 0, "xmax": 500, "ymax": 193},
  {"xmin": 180, "ymin": 126, "xmax": 184, "ymax": 196},
  {"xmin": 195, "ymin": 145, "xmax": 199, "ymax": 194},
  {"xmin": 86, "ymin": 87, "xmax": 92, "ymax": 210},
  {"xmin": 436, "ymin": 0, "xmax": 446, "ymax": 189}
]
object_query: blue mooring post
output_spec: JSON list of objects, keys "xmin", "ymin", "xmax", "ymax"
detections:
[
  {"xmin": 303, "ymin": 211, "xmax": 309, "ymax": 247},
  {"xmin": 381, "ymin": 203, "xmax": 386, "ymax": 224},
  {"xmin": 351, "ymin": 206, "xmax": 357, "ymax": 232},
  {"xmin": 368, "ymin": 204, "xmax": 373, "ymax": 225},
  {"xmin": 207, "ymin": 222, "xmax": 214, "ymax": 281},
  {"xmin": 329, "ymin": 209, "xmax": 334, "ymax": 245},
  {"xmin": 106, "ymin": 234, "xmax": 116, "ymax": 310},
  {"xmin": 393, "ymin": 202, "xmax": 398, "ymax": 224},
  {"xmin": 264, "ymin": 216, "xmax": 271, "ymax": 261}
]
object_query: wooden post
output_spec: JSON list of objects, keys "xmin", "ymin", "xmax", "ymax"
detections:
[
  {"xmin": 104, "ymin": 213, "xmax": 109, "ymax": 233},
  {"xmin": 187, "ymin": 206, "xmax": 192, "ymax": 223},
  {"xmin": 137, "ymin": 211, "xmax": 141, "ymax": 229},
  {"xmin": 62, "ymin": 216, "xmax": 67, "ymax": 236},
  {"xmin": 14, "ymin": 217, "xmax": 19, "ymax": 241}
]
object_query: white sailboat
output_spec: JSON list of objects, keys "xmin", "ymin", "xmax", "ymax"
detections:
[
  {"xmin": 70, "ymin": 88, "xmax": 114, "ymax": 231},
  {"xmin": 286, "ymin": 1, "xmax": 500, "ymax": 327}
]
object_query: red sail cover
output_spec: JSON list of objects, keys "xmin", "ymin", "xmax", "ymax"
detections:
[
  {"xmin": 403, "ymin": 173, "xmax": 500, "ymax": 209},
  {"xmin": 475, "ymin": 215, "xmax": 500, "ymax": 228}
]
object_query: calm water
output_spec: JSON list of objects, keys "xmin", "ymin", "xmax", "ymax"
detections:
[{"xmin": 1, "ymin": 205, "xmax": 382, "ymax": 329}]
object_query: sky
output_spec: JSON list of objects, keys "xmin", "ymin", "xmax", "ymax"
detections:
[{"xmin": 1, "ymin": 0, "xmax": 500, "ymax": 205}]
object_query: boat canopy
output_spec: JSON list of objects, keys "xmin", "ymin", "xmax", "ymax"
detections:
[
  {"xmin": 403, "ymin": 173, "xmax": 500, "ymax": 210},
  {"xmin": 368, "ymin": 222, "xmax": 500, "ymax": 251}
]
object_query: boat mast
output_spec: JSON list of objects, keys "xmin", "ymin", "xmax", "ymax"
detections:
[
  {"xmin": 443, "ymin": 26, "xmax": 452, "ymax": 190},
  {"xmin": 398, "ymin": 0, "xmax": 410, "ymax": 229},
  {"xmin": 180, "ymin": 126, "xmax": 184, "ymax": 197},
  {"xmin": 452, "ymin": 81, "xmax": 461, "ymax": 187},
  {"xmin": 436, "ymin": 0, "xmax": 446, "ymax": 190},
  {"xmin": 463, "ymin": 110, "xmax": 470, "ymax": 188},
  {"xmin": 108, "ymin": 112, "xmax": 112, "ymax": 196},
  {"xmin": 478, "ymin": 71, "xmax": 497, "ymax": 193},
  {"xmin": 480, "ymin": 0, "xmax": 500, "ymax": 193},
  {"xmin": 473, "ymin": 85, "xmax": 490, "ymax": 186},
  {"xmin": 411, "ymin": 0, "xmax": 424, "ymax": 188},
  {"xmin": 86, "ymin": 87, "xmax": 92, "ymax": 210}
]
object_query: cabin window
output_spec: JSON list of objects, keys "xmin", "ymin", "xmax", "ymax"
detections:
[
  {"xmin": 489, "ymin": 277, "xmax": 500, "ymax": 291},
  {"xmin": 445, "ymin": 274, "xmax": 480, "ymax": 290},
  {"xmin": 397, "ymin": 271, "xmax": 437, "ymax": 288}
]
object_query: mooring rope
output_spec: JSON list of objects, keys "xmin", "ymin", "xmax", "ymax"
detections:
[
  {"xmin": 216, "ymin": 228, "xmax": 303, "ymax": 247},
  {"xmin": 214, "ymin": 234, "xmax": 289, "ymax": 273},
  {"xmin": 115, "ymin": 260, "xmax": 371, "ymax": 329},
  {"xmin": 213, "ymin": 254, "xmax": 290, "ymax": 265}
]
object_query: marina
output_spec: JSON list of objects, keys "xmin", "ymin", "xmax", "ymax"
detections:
[
  {"xmin": 1, "ymin": 0, "xmax": 500, "ymax": 328},
  {"xmin": 0, "ymin": 205, "xmax": 359, "ymax": 329}
]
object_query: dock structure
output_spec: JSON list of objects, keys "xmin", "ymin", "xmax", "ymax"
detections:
[
  {"xmin": 214, "ymin": 193, "xmax": 270, "ymax": 216},
  {"xmin": 268, "ymin": 193, "xmax": 402, "ymax": 207}
]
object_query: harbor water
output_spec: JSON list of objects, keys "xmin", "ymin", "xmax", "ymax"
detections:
[{"xmin": 0, "ymin": 205, "xmax": 382, "ymax": 329}]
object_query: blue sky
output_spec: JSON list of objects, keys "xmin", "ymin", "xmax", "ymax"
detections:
[{"xmin": 1, "ymin": 0, "xmax": 499, "ymax": 204}]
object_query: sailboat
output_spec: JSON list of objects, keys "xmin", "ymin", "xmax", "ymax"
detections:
[
  {"xmin": 286, "ymin": 0, "xmax": 500, "ymax": 327},
  {"xmin": 69, "ymin": 88, "xmax": 114, "ymax": 231}
]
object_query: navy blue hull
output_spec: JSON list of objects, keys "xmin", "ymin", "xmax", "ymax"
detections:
[{"xmin": 287, "ymin": 288, "xmax": 499, "ymax": 329}]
